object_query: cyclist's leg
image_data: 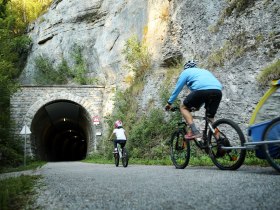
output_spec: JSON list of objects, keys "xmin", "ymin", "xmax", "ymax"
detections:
[
  {"xmin": 113, "ymin": 139, "xmax": 119, "ymax": 153},
  {"xmin": 204, "ymin": 90, "xmax": 222, "ymax": 138},
  {"xmin": 182, "ymin": 91, "xmax": 204, "ymax": 137},
  {"xmin": 204, "ymin": 89, "xmax": 222, "ymax": 119},
  {"xmin": 119, "ymin": 140, "xmax": 126, "ymax": 149}
]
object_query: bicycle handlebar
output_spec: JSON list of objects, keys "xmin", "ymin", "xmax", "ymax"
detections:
[{"xmin": 169, "ymin": 106, "xmax": 198, "ymax": 112}]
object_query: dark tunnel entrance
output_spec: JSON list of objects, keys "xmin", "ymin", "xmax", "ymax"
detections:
[{"xmin": 31, "ymin": 100, "xmax": 93, "ymax": 161}]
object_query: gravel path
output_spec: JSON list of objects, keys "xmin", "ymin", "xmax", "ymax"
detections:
[{"xmin": 27, "ymin": 162, "xmax": 280, "ymax": 210}]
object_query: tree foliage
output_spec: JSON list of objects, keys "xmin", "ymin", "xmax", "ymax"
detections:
[{"xmin": 0, "ymin": 0, "xmax": 52, "ymax": 168}]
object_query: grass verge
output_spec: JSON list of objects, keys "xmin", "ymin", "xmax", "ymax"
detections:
[
  {"xmin": 0, "ymin": 161, "xmax": 46, "ymax": 174},
  {"xmin": 0, "ymin": 175, "xmax": 41, "ymax": 210},
  {"xmin": 84, "ymin": 151, "xmax": 270, "ymax": 168}
]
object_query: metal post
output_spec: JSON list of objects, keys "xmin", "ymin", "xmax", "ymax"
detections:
[
  {"xmin": 94, "ymin": 124, "xmax": 97, "ymax": 152},
  {"xmin": 24, "ymin": 132, "xmax": 27, "ymax": 166},
  {"xmin": 20, "ymin": 124, "xmax": 31, "ymax": 167}
]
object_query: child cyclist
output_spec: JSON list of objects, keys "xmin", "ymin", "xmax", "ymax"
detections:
[{"xmin": 109, "ymin": 120, "xmax": 127, "ymax": 153}]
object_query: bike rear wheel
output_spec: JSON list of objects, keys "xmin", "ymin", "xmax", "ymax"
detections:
[
  {"xmin": 122, "ymin": 147, "xmax": 129, "ymax": 167},
  {"xmin": 170, "ymin": 129, "xmax": 190, "ymax": 169},
  {"xmin": 262, "ymin": 117, "xmax": 280, "ymax": 173},
  {"xmin": 114, "ymin": 152, "xmax": 119, "ymax": 167},
  {"xmin": 208, "ymin": 119, "xmax": 246, "ymax": 170}
]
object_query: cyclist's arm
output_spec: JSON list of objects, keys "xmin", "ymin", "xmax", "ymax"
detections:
[
  {"xmin": 108, "ymin": 130, "xmax": 115, "ymax": 141},
  {"xmin": 168, "ymin": 72, "xmax": 187, "ymax": 104}
]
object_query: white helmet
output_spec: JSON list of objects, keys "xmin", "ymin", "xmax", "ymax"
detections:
[
  {"xmin": 114, "ymin": 120, "xmax": 123, "ymax": 128},
  {"xmin": 184, "ymin": 60, "xmax": 197, "ymax": 69}
]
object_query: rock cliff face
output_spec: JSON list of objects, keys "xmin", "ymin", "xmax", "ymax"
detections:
[{"xmin": 20, "ymin": 0, "xmax": 280, "ymax": 131}]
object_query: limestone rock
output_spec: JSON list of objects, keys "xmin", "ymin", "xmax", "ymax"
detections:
[{"xmin": 20, "ymin": 0, "xmax": 280, "ymax": 130}]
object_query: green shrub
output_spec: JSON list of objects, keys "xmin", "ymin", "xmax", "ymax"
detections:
[
  {"xmin": 34, "ymin": 56, "xmax": 69, "ymax": 85},
  {"xmin": 224, "ymin": 0, "xmax": 255, "ymax": 17},
  {"xmin": 257, "ymin": 59, "xmax": 280, "ymax": 86},
  {"xmin": 127, "ymin": 108, "xmax": 181, "ymax": 159},
  {"xmin": 206, "ymin": 32, "xmax": 248, "ymax": 69},
  {"xmin": 34, "ymin": 44, "xmax": 98, "ymax": 85},
  {"xmin": 210, "ymin": 0, "xmax": 255, "ymax": 32},
  {"xmin": 0, "ymin": 145, "xmax": 22, "ymax": 168},
  {"xmin": 70, "ymin": 44, "xmax": 98, "ymax": 85},
  {"xmin": 122, "ymin": 35, "xmax": 152, "ymax": 79}
]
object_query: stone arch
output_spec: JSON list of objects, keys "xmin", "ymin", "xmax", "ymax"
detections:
[
  {"xmin": 23, "ymin": 91, "xmax": 96, "ymax": 126},
  {"xmin": 22, "ymin": 91, "xmax": 97, "ymax": 160}
]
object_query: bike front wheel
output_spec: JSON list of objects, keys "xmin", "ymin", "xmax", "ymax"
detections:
[
  {"xmin": 262, "ymin": 117, "xmax": 280, "ymax": 173},
  {"xmin": 122, "ymin": 147, "xmax": 129, "ymax": 167},
  {"xmin": 208, "ymin": 119, "xmax": 246, "ymax": 170},
  {"xmin": 170, "ymin": 129, "xmax": 190, "ymax": 169},
  {"xmin": 114, "ymin": 152, "xmax": 119, "ymax": 167}
]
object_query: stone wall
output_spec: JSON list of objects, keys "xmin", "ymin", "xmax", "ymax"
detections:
[{"xmin": 10, "ymin": 85, "xmax": 105, "ymax": 156}]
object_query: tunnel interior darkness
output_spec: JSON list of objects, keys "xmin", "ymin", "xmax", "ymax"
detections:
[{"xmin": 30, "ymin": 100, "xmax": 93, "ymax": 161}]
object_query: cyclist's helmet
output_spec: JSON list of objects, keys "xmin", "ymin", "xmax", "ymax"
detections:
[
  {"xmin": 184, "ymin": 60, "xmax": 197, "ymax": 69},
  {"xmin": 114, "ymin": 120, "xmax": 123, "ymax": 128}
]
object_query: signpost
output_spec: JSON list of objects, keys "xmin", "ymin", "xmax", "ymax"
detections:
[
  {"xmin": 20, "ymin": 124, "xmax": 31, "ymax": 166},
  {"xmin": 92, "ymin": 116, "xmax": 100, "ymax": 151}
]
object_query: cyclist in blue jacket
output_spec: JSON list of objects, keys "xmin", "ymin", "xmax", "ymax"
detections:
[{"xmin": 165, "ymin": 60, "xmax": 223, "ymax": 139}]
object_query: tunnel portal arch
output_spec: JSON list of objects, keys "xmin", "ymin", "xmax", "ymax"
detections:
[
  {"xmin": 30, "ymin": 100, "xmax": 94, "ymax": 161},
  {"xmin": 11, "ymin": 86, "xmax": 105, "ymax": 161}
]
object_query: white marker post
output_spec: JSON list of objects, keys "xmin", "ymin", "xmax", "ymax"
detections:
[
  {"xmin": 20, "ymin": 124, "xmax": 31, "ymax": 166},
  {"xmin": 92, "ymin": 116, "xmax": 100, "ymax": 151}
]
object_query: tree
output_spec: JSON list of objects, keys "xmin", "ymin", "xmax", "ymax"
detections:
[{"xmin": 0, "ymin": 0, "xmax": 52, "ymax": 168}]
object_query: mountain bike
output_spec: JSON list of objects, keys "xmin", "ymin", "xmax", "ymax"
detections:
[
  {"xmin": 114, "ymin": 143, "xmax": 129, "ymax": 167},
  {"xmin": 169, "ymin": 107, "xmax": 246, "ymax": 170}
]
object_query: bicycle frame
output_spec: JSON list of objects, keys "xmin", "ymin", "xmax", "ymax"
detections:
[
  {"xmin": 172, "ymin": 106, "xmax": 242, "ymax": 151},
  {"xmin": 192, "ymin": 114, "xmax": 216, "ymax": 149},
  {"xmin": 172, "ymin": 108, "xmax": 215, "ymax": 149}
]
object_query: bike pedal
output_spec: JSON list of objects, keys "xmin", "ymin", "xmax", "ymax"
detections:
[{"xmin": 230, "ymin": 156, "xmax": 237, "ymax": 161}]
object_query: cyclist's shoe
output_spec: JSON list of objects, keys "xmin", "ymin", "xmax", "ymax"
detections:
[
  {"xmin": 215, "ymin": 146, "xmax": 225, "ymax": 157},
  {"xmin": 185, "ymin": 132, "xmax": 202, "ymax": 140},
  {"xmin": 215, "ymin": 137, "xmax": 231, "ymax": 158},
  {"xmin": 215, "ymin": 148, "xmax": 226, "ymax": 158},
  {"xmin": 113, "ymin": 149, "xmax": 118, "ymax": 153},
  {"xmin": 222, "ymin": 138, "xmax": 231, "ymax": 147}
]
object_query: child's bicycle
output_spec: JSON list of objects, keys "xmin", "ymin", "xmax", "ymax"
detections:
[
  {"xmin": 114, "ymin": 143, "xmax": 129, "ymax": 167},
  {"xmin": 169, "ymin": 107, "xmax": 246, "ymax": 170}
]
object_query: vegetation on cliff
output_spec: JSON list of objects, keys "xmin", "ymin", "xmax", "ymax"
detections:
[
  {"xmin": 34, "ymin": 44, "xmax": 98, "ymax": 85},
  {"xmin": 257, "ymin": 59, "xmax": 280, "ymax": 86}
]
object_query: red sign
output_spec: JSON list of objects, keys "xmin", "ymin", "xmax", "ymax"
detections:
[{"xmin": 93, "ymin": 116, "xmax": 100, "ymax": 124}]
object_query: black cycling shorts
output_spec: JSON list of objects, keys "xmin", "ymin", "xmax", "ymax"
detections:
[
  {"xmin": 114, "ymin": 139, "xmax": 126, "ymax": 148},
  {"xmin": 183, "ymin": 89, "xmax": 222, "ymax": 118}
]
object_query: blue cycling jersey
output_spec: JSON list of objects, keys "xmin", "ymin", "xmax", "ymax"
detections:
[{"xmin": 168, "ymin": 67, "xmax": 223, "ymax": 104}]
